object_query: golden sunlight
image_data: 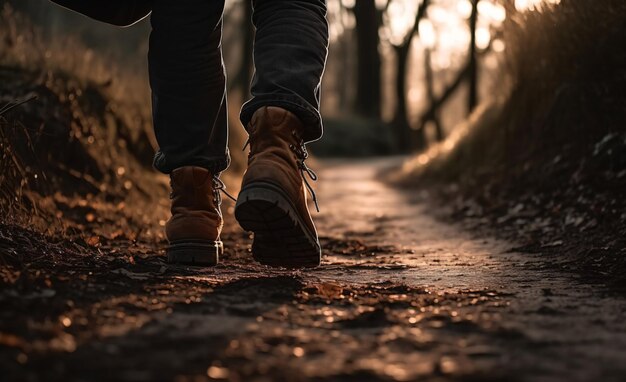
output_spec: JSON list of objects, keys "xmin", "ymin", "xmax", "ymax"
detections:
[
  {"xmin": 514, "ymin": 0, "xmax": 561, "ymax": 12},
  {"xmin": 386, "ymin": 0, "xmax": 420, "ymax": 45}
]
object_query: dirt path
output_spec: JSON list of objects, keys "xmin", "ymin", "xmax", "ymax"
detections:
[{"xmin": 2, "ymin": 158, "xmax": 626, "ymax": 381}]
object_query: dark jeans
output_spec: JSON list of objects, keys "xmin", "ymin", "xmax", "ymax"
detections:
[{"xmin": 51, "ymin": 0, "xmax": 329, "ymax": 174}]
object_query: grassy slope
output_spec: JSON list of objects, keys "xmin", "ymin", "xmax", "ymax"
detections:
[{"xmin": 0, "ymin": 5, "xmax": 246, "ymax": 235}]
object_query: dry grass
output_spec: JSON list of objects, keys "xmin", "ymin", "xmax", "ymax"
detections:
[
  {"xmin": 0, "ymin": 4, "xmax": 248, "ymax": 232},
  {"xmin": 0, "ymin": 5, "xmax": 159, "ymax": 231},
  {"xmin": 0, "ymin": 4, "xmax": 156, "ymax": 168},
  {"xmin": 0, "ymin": 115, "xmax": 28, "ymax": 217},
  {"xmin": 398, "ymin": 0, "xmax": 626, "ymax": 182},
  {"xmin": 0, "ymin": 5, "xmax": 153, "ymax": 121}
]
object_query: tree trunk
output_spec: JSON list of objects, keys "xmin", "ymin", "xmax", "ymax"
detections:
[
  {"xmin": 424, "ymin": 47, "xmax": 444, "ymax": 141},
  {"xmin": 468, "ymin": 0, "xmax": 479, "ymax": 113},
  {"xmin": 393, "ymin": 45, "xmax": 425, "ymax": 152},
  {"xmin": 388, "ymin": 0, "xmax": 431, "ymax": 152},
  {"xmin": 353, "ymin": 0, "xmax": 382, "ymax": 119}
]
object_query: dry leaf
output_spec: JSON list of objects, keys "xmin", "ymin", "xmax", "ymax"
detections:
[{"xmin": 86, "ymin": 236, "xmax": 100, "ymax": 247}]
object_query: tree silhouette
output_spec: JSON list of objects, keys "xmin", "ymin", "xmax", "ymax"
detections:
[
  {"xmin": 468, "ymin": 0, "xmax": 479, "ymax": 113},
  {"xmin": 388, "ymin": 0, "xmax": 430, "ymax": 152},
  {"xmin": 353, "ymin": 0, "xmax": 382, "ymax": 120}
]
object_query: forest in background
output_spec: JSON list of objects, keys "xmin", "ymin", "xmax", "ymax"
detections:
[{"xmin": 3, "ymin": 0, "xmax": 515, "ymax": 157}]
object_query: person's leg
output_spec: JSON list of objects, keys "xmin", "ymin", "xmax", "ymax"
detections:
[
  {"xmin": 150, "ymin": 0, "xmax": 229, "ymax": 266},
  {"xmin": 150, "ymin": 0, "xmax": 229, "ymax": 175},
  {"xmin": 240, "ymin": 0, "xmax": 329, "ymax": 143},
  {"xmin": 235, "ymin": 0, "xmax": 329, "ymax": 268}
]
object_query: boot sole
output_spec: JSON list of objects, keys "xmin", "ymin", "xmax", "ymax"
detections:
[
  {"xmin": 234, "ymin": 181, "xmax": 321, "ymax": 268},
  {"xmin": 167, "ymin": 240, "xmax": 223, "ymax": 266}
]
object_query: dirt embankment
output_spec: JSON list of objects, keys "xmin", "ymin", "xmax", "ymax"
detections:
[
  {"xmin": 0, "ymin": 4, "xmax": 248, "ymax": 238},
  {"xmin": 0, "ymin": 5, "xmax": 182, "ymax": 316}
]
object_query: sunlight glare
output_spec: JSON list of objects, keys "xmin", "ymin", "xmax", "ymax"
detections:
[
  {"xmin": 475, "ymin": 27, "xmax": 491, "ymax": 50},
  {"xmin": 491, "ymin": 4, "xmax": 507, "ymax": 23},
  {"xmin": 456, "ymin": 0, "xmax": 473, "ymax": 19},
  {"xmin": 386, "ymin": 0, "xmax": 420, "ymax": 45},
  {"xmin": 492, "ymin": 38, "xmax": 505, "ymax": 53},
  {"xmin": 515, "ymin": 0, "xmax": 561, "ymax": 12},
  {"xmin": 342, "ymin": 11, "xmax": 356, "ymax": 29},
  {"xmin": 408, "ymin": 88, "xmax": 422, "ymax": 104},
  {"xmin": 341, "ymin": 0, "xmax": 356, "ymax": 8},
  {"xmin": 428, "ymin": 5, "xmax": 454, "ymax": 25},
  {"xmin": 375, "ymin": 0, "xmax": 388, "ymax": 10},
  {"xmin": 419, "ymin": 19, "xmax": 437, "ymax": 49},
  {"xmin": 435, "ymin": 53, "xmax": 452, "ymax": 70},
  {"xmin": 478, "ymin": 2, "xmax": 507, "ymax": 25}
]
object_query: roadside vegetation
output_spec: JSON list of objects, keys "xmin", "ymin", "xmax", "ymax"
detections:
[{"xmin": 395, "ymin": 0, "xmax": 626, "ymax": 283}]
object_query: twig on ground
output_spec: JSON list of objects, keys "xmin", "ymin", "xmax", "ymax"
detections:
[{"xmin": 0, "ymin": 94, "xmax": 37, "ymax": 117}]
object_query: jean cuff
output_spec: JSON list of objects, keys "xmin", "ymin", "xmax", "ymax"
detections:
[
  {"xmin": 152, "ymin": 150, "xmax": 230, "ymax": 175},
  {"xmin": 240, "ymin": 95, "xmax": 323, "ymax": 143}
]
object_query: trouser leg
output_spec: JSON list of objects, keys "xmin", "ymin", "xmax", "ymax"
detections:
[
  {"xmin": 50, "ymin": 0, "xmax": 153, "ymax": 26},
  {"xmin": 240, "ymin": 0, "xmax": 329, "ymax": 143},
  {"xmin": 150, "ymin": 0, "xmax": 229, "ymax": 174}
]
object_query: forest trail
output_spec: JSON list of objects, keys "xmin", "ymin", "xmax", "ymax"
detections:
[{"xmin": 3, "ymin": 158, "xmax": 626, "ymax": 381}]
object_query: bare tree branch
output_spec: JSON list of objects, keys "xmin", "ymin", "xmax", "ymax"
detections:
[
  {"xmin": 393, "ymin": 0, "xmax": 430, "ymax": 50},
  {"xmin": 419, "ymin": 62, "xmax": 471, "ymax": 127}
]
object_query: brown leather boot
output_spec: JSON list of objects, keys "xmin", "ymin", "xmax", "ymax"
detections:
[
  {"xmin": 234, "ymin": 106, "xmax": 321, "ymax": 268},
  {"xmin": 166, "ymin": 166, "xmax": 224, "ymax": 266}
]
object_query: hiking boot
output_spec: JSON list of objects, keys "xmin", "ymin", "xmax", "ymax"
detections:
[
  {"xmin": 166, "ymin": 166, "xmax": 225, "ymax": 266},
  {"xmin": 235, "ymin": 106, "xmax": 321, "ymax": 268}
]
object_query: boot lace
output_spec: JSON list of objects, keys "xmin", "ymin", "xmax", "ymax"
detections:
[
  {"xmin": 243, "ymin": 133, "xmax": 320, "ymax": 212},
  {"xmin": 289, "ymin": 135, "xmax": 320, "ymax": 213},
  {"xmin": 212, "ymin": 176, "xmax": 237, "ymax": 205}
]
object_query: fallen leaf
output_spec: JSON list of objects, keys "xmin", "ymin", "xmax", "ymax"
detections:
[{"xmin": 86, "ymin": 236, "xmax": 100, "ymax": 247}]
